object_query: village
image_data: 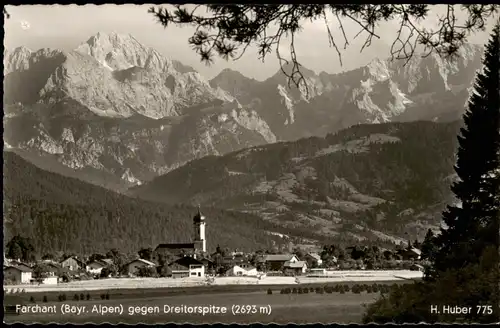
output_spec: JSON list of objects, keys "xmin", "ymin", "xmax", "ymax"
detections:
[{"xmin": 4, "ymin": 209, "xmax": 426, "ymax": 289}]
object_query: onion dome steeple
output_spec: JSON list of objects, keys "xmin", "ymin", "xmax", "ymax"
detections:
[{"xmin": 193, "ymin": 205, "xmax": 205, "ymax": 223}]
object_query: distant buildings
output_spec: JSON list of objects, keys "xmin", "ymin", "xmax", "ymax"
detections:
[
  {"xmin": 87, "ymin": 260, "xmax": 108, "ymax": 275},
  {"xmin": 4, "ymin": 265, "xmax": 32, "ymax": 284},
  {"xmin": 126, "ymin": 259, "xmax": 156, "ymax": 276},
  {"xmin": 263, "ymin": 254, "xmax": 300, "ymax": 271},
  {"xmin": 283, "ymin": 261, "xmax": 308, "ymax": 275},
  {"xmin": 399, "ymin": 247, "xmax": 422, "ymax": 261},
  {"xmin": 303, "ymin": 253, "xmax": 322, "ymax": 267},
  {"xmin": 153, "ymin": 208, "xmax": 207, "ymax": 262},
  {"xmin": 226, "ymin": 263, "xmax": 258, "ymax": 276},
  {"xmin": 167, "ymin": 257, "xmax": 205, "ymax": 278},
  {"xmin": 60, "ymin": 256, "xmax": 85, "ymax": 271}
]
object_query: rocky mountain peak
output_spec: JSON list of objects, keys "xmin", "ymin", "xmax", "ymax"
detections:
[
  {"xmin": 4, "ymin": 46, "xmax": 34, "ymax": 74},
  {"xmin": 268, "ymin": 62, "xmax": 318, "ymax": 83},
  {"xmin": 75, "ymin": 31, "xmax": 169, "ymax": 72}
]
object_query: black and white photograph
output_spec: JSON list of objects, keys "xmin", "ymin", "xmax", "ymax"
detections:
[{"xmin": 3, "ymin": 3, "xmax": 499, "ymax": 324}]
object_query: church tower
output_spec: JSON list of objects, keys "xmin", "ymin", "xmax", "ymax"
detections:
[{"xmin": 193, "ymin": 206, "xmax": 206, "ymax": 253}]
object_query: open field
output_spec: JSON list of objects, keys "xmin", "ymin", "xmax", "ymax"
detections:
[
  {"xmin": 4, "ymin": 275, "xmax": 419, "ymax": 324},
  {"xmin": 3, "ymin": 270, "xmax": 423, "ymax": 293},
  {"xmin": 4, "ymin": 289, "xmax": 385, "ymax": 324}
]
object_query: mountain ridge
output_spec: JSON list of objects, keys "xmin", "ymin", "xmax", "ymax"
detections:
[
  {"xmin": 4, "ymin": 32, "xmax": 278, "ymax": 188},
  {"xmin": 128, "ymin": 120, "xmax": 461, "ymax": 243},
  {"xmin": 4, "ymin": 31, "xmax": 482, "ymax": 191}
]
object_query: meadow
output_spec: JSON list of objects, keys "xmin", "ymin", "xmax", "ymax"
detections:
[{"xmin": 4, "ymin": 280, "xmax": 410, "ymax": 324}]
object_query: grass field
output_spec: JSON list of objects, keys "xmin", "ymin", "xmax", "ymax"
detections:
[
  {"xmin": 3, "ymin": 270, "xmax": 423, "ymax": 293},
  {"xmin": 4, "ymin": 281, "xmax": 409, "ymax": 324}
]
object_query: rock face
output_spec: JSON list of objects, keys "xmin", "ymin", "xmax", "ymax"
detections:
[
  {"xmin": 4, "ymin": 31, "xmax": 483, "ymax": 190},
  {"xmin": 210, "ymin": 44, "xmax": 483, "ymax": 141},
  {"xmin": 3, "ymin": 32, "xmax": 276, "ymax": 189}
]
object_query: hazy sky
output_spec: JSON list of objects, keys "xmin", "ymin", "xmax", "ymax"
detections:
[{"xmin": 4, "ymin": 4, "xmax": 495, "ymax": 81}]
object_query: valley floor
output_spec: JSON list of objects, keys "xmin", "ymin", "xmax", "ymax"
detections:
[
  {"xmin": 4, "ymin": 270, "xmax": 423, "ymax": 293},
  {"xmin": 5, "ymin": 289, "xmax": 383, "ymax": 324}
]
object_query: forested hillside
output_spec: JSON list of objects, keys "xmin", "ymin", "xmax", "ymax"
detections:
[
  {"xmin": 130, "ymin": 121, "xmax": 461, "ymax": 242},
  {"xmin": 3, "ymin": 151, "xmax": 287, "ymax": 256}
]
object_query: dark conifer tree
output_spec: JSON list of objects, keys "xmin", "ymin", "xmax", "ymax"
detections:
[
  {"xmin": 420, "ymin": 228, "xmax": 436, "ymax": 260},
  {"xmin": 430, "ymin": 24, "xmax": 500, "ymax": 279}
]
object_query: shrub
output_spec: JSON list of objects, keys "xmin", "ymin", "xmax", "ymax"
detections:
[
  {"xmin": 267, "ymin": 289, "xmax": 272, "ymax": 295},
  {"xmin": 30, "ymin": 296, "xmax": 35, "ymax": 303},
  {"xmin": 352, "ymin": 285, "xmax": 360, "ymax": 294},
  {"xmin": 61, "ymin": 294, "xmax": 67, "ymax": 301},
  {"xmin": 340, "ymin": 289, "xmax": 345, "ymax": 294},
  {"xmin": 58, "ymin": 294, "xmax": 63, "ymax": 302},
  {"xmin": 292, "ymin": 288, "xmax": 298, "ymax": 294},
  {"xmin": 105, "ymin": 293, "xmax": 110, "ymax": 300},
  {"xmin": 86, "ymin": 293, "xmax": 91, "ymax": 300},
  {"xmin": 317, "ymin": 287, "xmax": 324, "ymax": 294},
  {"xmin": 80, "ymin": 293, "xmax": 85, "ymax": 300},
  {"xmin": 303, "ymin": 287, "xmax": 309, "ymax": 294},
  {"xmin": 284, "ymin": 288, "xmax": 291, "ymax": 294},
  {"xmin": 298, "ymin": 288, "xmax": 303, "ymax": 294},
  {"xmin": 325, "ymin": 286, "xmax": 333, "ymax": 294},
  {"xmin": 372, "ymin": 284, "xmax": 379, "ymax": 293},
  {"xmin": 366, "ymin": 286, "xmax": 373, "ymax": 293},
  {"xmin": 309, "ymin": 287, "xmax": 314, "ymax": 292},
  {"xmin": 43, "ymin": 295, "xmax": 48, "ymax": 303},
  {"xmin": 100, "ymin": 293, "xmax": 106, "ymax": 300},
  {"xmin": 280, "ymin": 289, "xmax": 284, "ymax": 294},
  {"xmin": 344, "ymin": 284, "xmax": 350, "ymax": 292},
  {"xmin": 73, "ymin": 294, "xmax": 79, "ymax": 301}
]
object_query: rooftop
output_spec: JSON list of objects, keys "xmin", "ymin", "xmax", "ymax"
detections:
[
  {"xmin": 264, "ymin": 254, "xmax": 296, "ymax": 262},
  {"xmin": 155, "ymin": 243, "xmax": 195, "ymax": 250},
  {"xmin": 5, "ymin": 265, "xmax": 33, "ymax": 272},
  {"xmin": 284, "ymin": 261, "xmax": 307, "ymax": 268}
]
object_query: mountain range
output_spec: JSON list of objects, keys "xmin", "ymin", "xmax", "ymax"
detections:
[
  {"xmin": 4, "ymin": 31, "xmax": 481, "ymax": 246},
  {"xmin": 4, "ymin": 32, "xmax": 483, "ymax": 190}
]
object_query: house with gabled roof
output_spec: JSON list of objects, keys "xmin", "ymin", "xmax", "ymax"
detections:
[
  {"xmin": 284, "ymin": 260, "xmax": 308, "ymax": 275},
  {"xmin": 263, "ymin": 254, "xmax": 299, "ymax": 271},
  {"xmin": 303, "ymin": 253, "xmax": 323, "ymax": 267},
  {"xmin": 166, "ymin": 257, "xmax": 205, "ymax": 278},
  {"xmin": 4, "ymin": 265, "xmax": 33, "ymax": 284},
  {"xmin": 86, "ymin": 260, "xmax": 109, "ymax": 275},
  {"xmin": 60, "ymin": 256, "xmax": 85, "ymax": 271},
  {"xmin": 126, "ymin": 258, "xmax": 156, "ymax": 276}
]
